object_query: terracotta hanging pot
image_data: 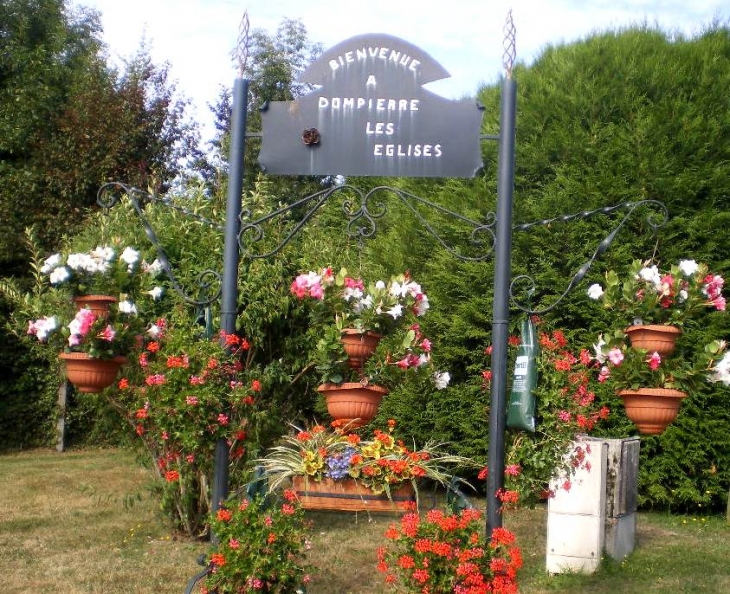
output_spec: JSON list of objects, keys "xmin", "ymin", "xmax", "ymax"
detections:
[
  {"xmin": 317, "ymin": 382, "xmax": 388, "ymax": 427},
  {"xmin": 624, "ymin": 324, "xmax": 681, "ymax": 356},
  {"xmin": 340, "ymin": 329, "xmax": 382, "ymax": 369},
  {"xmin": 291, "ymin": 476, "xmax": 415, "ymax": 512},
  {"xmin": 73, "ymin": 295, "xmax": 117, "ymax": 320},
  {"xmin": 617, "ymin": 387, "xmax": 687, "ymax": 435},
  {"xmin": 59, "ymin": 352, "xmax": 127, "ymax": 393}
]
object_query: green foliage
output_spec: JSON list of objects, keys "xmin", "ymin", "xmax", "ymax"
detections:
[
  {"xmin": 205, "ymin": 491, "xmax": 313, "ymax": 593},
  {"xmin": 109, "ymin": 316, "xmax": 266, "ymax": 537},
  {"xmin": 0, "ymin": 0, "xmax": 200, "ymax": 277}
]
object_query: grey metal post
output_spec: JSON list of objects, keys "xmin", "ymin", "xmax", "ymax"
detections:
[
  {"xmin": 487, "ymin": 73, "xmax": 517, "ymax": 535},
  {"xmin": 212, "ymin": 75, "xmax": 249, "ymax": 513}
]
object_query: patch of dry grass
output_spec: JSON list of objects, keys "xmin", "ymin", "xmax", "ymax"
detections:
[
  {"xmin": 0, "ymin": 449, "xmax": 205, "ymax": 594},
  {"xmin": 1, "ymin": 449, "xmax": 728, "ymax": 593}
]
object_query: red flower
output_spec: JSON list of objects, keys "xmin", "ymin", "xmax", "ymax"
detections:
[
  {"xmin": 210, "ymin": 553, "xmax": 226, "ymax": 567},
  {"xmin": 251, "ymin": 379, "xmax": 262, "ymax": 392},
  {"xmin": 118, "ymin": 378, "xmax": 129, "ymax": 389},
  {"xmin": 165, "ymin": 470, "xmax": 180, "ymax": 482},
  {"xmin": 216, "ymin": 508, "xmax": 232, "ymax": 522},
  {"xmin": 397, "ymin": 555, "xmax": 415, "ymax": 569}
]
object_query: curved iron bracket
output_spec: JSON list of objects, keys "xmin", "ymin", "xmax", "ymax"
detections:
[
  {"xmin": 239, "ymin": 183, "xmax": 496, "ymax": 262},
  {"xmin": 183, "ymin": 556, "xmax": 213, "ymax": 594},
  {"xmin": 97, "ymin": 182, "xmax": 222, "ymax": 306},
  {"xmin": 509, "ymin": 199, "xmax": 669, "ymax": 315}
]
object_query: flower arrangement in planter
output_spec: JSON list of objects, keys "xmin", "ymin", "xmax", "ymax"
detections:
[
  {"xmin": 482, "ymin": 325, "xmax": 610, "ymax": 506},
  {"xmin": 592, "ymin": 331, "xmax": 729, "ymax": 434},
  {"xmin": 377, "ymin": 507, "xmax": 522, "ymax": 593},
  {"xmin": 23, "ymin": 244, "xmax": 165, "ymax": 391},
  {"xmin": 203, "ymin": 490, "xmax": 312, "ymax": 594},
  {"xmin": 587, "ymin": 258, "xmax": 725, "ymax": 326},
  {"xmin": 588, "ymin": 258, "xmax": 726, "ymax": 355},
  {"xmin": 292, "ymin": 267, "xmax": 449, "ymax": 424},
  {"xmin": 586, "ymin": 258, "xmax": 729, "ymax": 433},
  {"xmin": 258, "ymin": 420, "xmax": 477, "ymax": 510},
  {"xmin": 111, "ymin": 318, "xmax": 264, "ymax": 537},
  {"xmin": 38, "ymin": 244, "xmax": 164, "ymax": 299}
]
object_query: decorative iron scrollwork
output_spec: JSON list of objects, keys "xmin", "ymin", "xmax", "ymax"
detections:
[{"xmin": 509, "ymin": 200, "xmax": 669, "ymax": 314}]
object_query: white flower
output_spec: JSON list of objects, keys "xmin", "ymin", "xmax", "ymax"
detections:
[
  {"xmin": 143, "ymin": 259, "xmax": 164, "ymax": 277},
  {"xmin": 147, "ymin": 324, "xmax": 162, "ymax": 338},
  {"xmin": 709, "ymin": 351, "xmax": 730, "ymax": 386},
  {"xmin": 355, "ymin": 294, "xmax": 373, "ymax": 312},
  {"xmin": 40, "ymin": 253, "xmax": 61, "ymax": 274},
  {"xmin": 389, "ymin": 281, "xmax": 408, "ymax": 298},
  {"xmin": 32, "ymin": 316, "xmax": 58, "ymax": 341},
  {"xmin": 433, "ymin": 371, "xmax": 451, "ymax": 390},
  {"xmin": 587, "ymin": 283, "xmax": 604, "ymax": 300},
  {"xmin": 146, "ymin": 287, "xmax": 163, "ymax": 300},
  {"xmin": 375, "ymin": 280, "xmax": 386, "ymax": 290},
  {"xmin": 678, "ymin": 259, "xmax": 699, "ymax": 276},
  {"xmin": 593, "ymin": 335, "xmax": 607, "ymax": 364},
  {"xmin": 638, "ymin": 265, "xmax": 661, "ymax": 286},
  {"xmin": 118, "ymin": 300, "xmax": 138, "ymax": 315},
  {"xmin": 120, "ymin": 247, "xmax": 140, "ymax": 268},
  {"xmin": 414, "ymin": 295, "xmax": 430, "ymax": 316},
  {"xmin": 90, "ymin": 246, "xmax": 114, "ymax": 263},
  {"xmin": 386, "ymin": 304, "xmax": 403, "ymax": 319},
  {"xmin": 342, "ymin": 287, "xmax": 363, "ymax": 301},
  {"xmin": 678, "ymin": 289, "xmax": 689, "ymax": 303},
  {"xmin": 49, "ymin": 266, "xmax": 71, "ymax": 285}
]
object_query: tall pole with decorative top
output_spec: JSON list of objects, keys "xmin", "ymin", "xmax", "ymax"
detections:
[
  {"xmin": 212, "ymin": 11, "xmax": 251, "ymax": 517},
  {"xmin": 487, "ymin": 10, "xmax": 517, "ymax": 536}
]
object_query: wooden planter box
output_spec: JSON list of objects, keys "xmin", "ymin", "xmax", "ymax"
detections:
[{"xmin": 292, "ymin": 476, "xmax": 414, "ymax": 512}]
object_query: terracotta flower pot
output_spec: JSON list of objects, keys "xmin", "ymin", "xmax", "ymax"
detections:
[
  {"xmin": 59, "ymin": 352, "xmax": 127, "ymax": 393},
  {"xmin": 291, "ymin": 476, "xmax": 414, "ymax": 512},
  {"xmin": 73, "ymin": 295, "xmax": 117, "ymax": 320},
  {"xmin": 317, "ymin": 382, "xmax": 388, "ymax": 427},
  {"xmin": 617, "ymin": 387, "xmax": 687, "ymax": 435},
  {"xmin": 624, "ymin": 324, "xmax": 681, "ymax": 357},
  {"xmin": 340, "ymin": 329, "xmax": 382, "ymax": 369}
]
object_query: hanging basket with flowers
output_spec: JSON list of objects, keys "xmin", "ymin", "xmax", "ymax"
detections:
[
  {"xmin": 587, "ymin": 258, "xmax": 725, "ymax": 340},
  {"xmin": 588, "ymin": 258, "xmax": 728, "ymax": 434},
  {"xmin": 24, "ymin": 245, "xmax": 166, "ymax": 392},
  {"xmin": 290, "ymin": 267, "xmax": 450, "ymax": 424}
]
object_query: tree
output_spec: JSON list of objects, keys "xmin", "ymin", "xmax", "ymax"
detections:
[{"xmin": 0, "ymin": 0, "xmax": 200, "ymax": 278}]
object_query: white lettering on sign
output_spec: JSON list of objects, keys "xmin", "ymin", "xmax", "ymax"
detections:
[
  {"xmin": 318, "ymin": 97, "xmax": 419, "ymax": 111},
  {"xmin": 366, "ymin": 122, "xmax": 395, "ymax": 135},
  {"xmin": 372, "ymin": 144, "xmax": 443, "ymax": 158},
  {"xmin": 328, "ymin": 46, "xmax": 422, "ymax": 74}
]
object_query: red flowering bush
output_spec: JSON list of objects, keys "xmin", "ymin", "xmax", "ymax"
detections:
[
  {"xmin": 203, "ymin": 490, "xmax": 313, "ymax": 594},
  {"xmin": 482, "ymin": 323, "xmax": 610, "ymax": 507},
  {"xmin": 110, "ymin": 316, "xmax": 266, "ymax": 537},
  {"xmin": 377, "ymin": 506, "xmax": 522, "ymax": 593}
]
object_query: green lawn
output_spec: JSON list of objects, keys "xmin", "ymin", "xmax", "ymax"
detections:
[{"xmin": 0, "ymin": 448, "xmax": 727, "ymax": 593}]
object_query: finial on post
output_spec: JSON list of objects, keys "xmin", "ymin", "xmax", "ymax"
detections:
[
  {"xmin": 232, "ymin": 10, "xmax": 251, "ymax": 78},
  {"xmin": 502, "ymin": 9, "xmax": 516, "ymax": 79}
]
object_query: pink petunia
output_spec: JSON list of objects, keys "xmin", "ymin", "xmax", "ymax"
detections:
[
  {"xmin": 607, "ymin": 348, "xmax": 624, "ymax": 366},
  {"xmin": 647, "ymin": 351, "xmax": 661, "ymax": 371}
]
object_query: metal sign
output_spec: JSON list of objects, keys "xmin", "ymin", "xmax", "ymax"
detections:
[{"xmin": 258, "ymin": 33, "xmax": 484, "ymax": 178}]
